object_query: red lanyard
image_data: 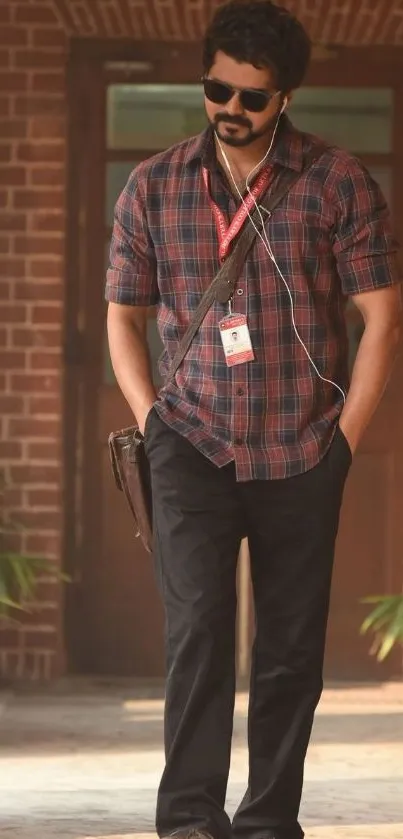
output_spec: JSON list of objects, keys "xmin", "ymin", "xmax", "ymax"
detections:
[{"xmin": 202, "ymin": 165, "xmax": 272, "ymax": 261}]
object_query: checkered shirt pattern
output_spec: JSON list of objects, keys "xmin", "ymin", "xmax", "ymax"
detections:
[{"xmin": 106, "ymin": 118, "xmax": 400, "ymax": 481}]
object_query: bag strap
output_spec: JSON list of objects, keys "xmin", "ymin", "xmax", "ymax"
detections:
[{"xmin": 166, "ymin": 143, "xmax": 325, "ymax": 384}]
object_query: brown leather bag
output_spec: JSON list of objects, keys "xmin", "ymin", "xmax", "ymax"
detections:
[{"xmin": 108, "ymin": 147, "xmax": 324, "ymax": 552}]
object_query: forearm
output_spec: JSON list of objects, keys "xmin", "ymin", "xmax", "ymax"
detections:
[
  {"xmin": 107, "ymin": 306, "xmax": 157, "ymax": 434},
  {"xmin": 339, "ymin": 321, "xmax": 401, "ymax": 452}
]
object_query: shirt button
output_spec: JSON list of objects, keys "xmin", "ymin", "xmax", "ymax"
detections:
[
  {"xmin": 234, "ymin": 437, "xmax": 243, "ymax": 446},
  {"xmin": 237, "ymin": 388, "xmax": 244, "ymax": 396},
  {"xmin": 237, "ymin": 288, "xmax": 244, "ymax": 296}
]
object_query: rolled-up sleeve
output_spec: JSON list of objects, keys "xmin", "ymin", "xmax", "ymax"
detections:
[
  {"xmin": 105, "ymin": 168, "xmax": 159, "ymax": 306},
  {"xmin": 332, "ymin": 159, "xmax": 401, "ymax": 296}
]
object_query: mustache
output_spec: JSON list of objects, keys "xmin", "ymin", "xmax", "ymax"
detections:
[{"xmin": 213, "ymin": 113, "xmax": 252, "ymax": 129}]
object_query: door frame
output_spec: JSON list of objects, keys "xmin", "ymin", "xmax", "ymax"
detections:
[{"xmin": 64, "ymin": 38, "xmax": 403, "ymax": 673}]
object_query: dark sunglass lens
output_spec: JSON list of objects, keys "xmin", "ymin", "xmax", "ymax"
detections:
[
  {"xmin": 240, "ymin": 89, "xmax": 270, "ymax": 112},
  {"xmin": 203, "ymin": 79, "xmax": 232, "ymax": 105}
]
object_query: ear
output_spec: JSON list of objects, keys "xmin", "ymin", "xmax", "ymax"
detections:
[{"xmin": 281, "ymin": 90, "xmax": 295, "ymax": 113}]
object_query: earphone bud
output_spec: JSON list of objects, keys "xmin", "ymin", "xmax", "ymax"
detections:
[{"xmin": 280, "ymin": 96, "xmax": 288, "ymax": 114}]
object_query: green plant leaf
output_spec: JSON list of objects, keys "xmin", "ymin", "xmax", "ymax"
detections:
[
  {"xmin": 360, "ymin": 597, "xmax": 399, "ymax": 634},
  {"xmin": 360, "ymin": 595, "xmax": 403, "ymax": 660}
]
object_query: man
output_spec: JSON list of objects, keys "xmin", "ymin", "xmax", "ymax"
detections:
[{"xmin": 106, "ymin": 2, "xmax": 402, "ymax": 838}]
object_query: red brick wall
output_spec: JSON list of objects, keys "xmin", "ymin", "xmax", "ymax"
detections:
[
  {"xmin": 51, "ymin": 0, "xmax": 403, "ymax": 45},
  {"xmin": 0, "ymin": 1, "xmax": 66, "ymax": 680}
]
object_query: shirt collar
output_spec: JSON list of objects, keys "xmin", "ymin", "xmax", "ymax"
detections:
[{"xmin": 184, "ymin": 115, "xmax": 305, "ymax": 173}]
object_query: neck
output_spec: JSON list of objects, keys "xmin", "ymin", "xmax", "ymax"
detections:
[{"xmin": 214, "ymin": 130, "xmax": 274, "ymax": 177}]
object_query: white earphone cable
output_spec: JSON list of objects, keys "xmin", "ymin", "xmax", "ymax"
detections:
[{"xmin": 215, "ymin": 118, "xmax": 346, "ymax": 403}]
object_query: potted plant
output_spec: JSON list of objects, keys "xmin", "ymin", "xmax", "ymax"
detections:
[
  {"xmin": 0, "ymin": 475, "xmax": 67, "ymax": 619},
  {"xmin": 360, "ymin": 594, "xmax": 403, "ymax": 661}
]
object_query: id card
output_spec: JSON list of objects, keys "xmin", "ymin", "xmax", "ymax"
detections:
[{"xmin": 219, "ymin": 314, "xmax": 254, "ymax": 367}]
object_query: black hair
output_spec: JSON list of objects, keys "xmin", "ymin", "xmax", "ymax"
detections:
[{"xmin": 202, "ymin": 1, "xmax": 311, "ymax": 93}]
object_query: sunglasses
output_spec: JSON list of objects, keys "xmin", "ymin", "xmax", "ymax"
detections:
[{"xmin": 202, "ymin": 77, "xmax": 279, "ymax": 113}]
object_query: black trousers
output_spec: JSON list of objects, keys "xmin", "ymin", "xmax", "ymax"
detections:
[{"xmin": 144, "ymin": 410, "xmax": 352, "ymax": 839}]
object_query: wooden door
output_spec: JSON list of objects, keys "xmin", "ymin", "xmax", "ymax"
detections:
[{"xmin": 65, "ymin": 46, "xmax": 403, "ymax": 679}]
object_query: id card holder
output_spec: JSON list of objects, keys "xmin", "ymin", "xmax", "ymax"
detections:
[{"xmin": 219, "ymin": 314, "xmax": 254, "ymax": 367}]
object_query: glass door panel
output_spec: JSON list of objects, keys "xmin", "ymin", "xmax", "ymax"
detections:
[
  {"xmin": 289, "ymin": 87, "xmax": 393, "ymax": 153},
  {"xmin": 107, "ymin": 83, "xmax": 205, "ymax": 150}
]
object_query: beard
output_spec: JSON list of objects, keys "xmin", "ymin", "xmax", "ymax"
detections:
[{"xmin": 211, "ymin": 110, "xmax": 281, "ymax": 148}]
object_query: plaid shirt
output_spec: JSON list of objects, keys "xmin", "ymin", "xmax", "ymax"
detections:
[{"xmin": 106, "ymin": 117, "xmax": 399, "ymax": 481}]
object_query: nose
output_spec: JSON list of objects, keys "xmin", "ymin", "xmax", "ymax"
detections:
[{"xmin": 225, "ymin": 91, "xmax": 244, "ymax": 116}]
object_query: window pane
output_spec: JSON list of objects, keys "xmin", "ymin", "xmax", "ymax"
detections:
[
  {"xmin": 107, "ymin": 84, "xmax": 205, "ymax": 150},
  {"xmin": 290, "ymin": 88, "xmax": 392, "ymax": 153}
]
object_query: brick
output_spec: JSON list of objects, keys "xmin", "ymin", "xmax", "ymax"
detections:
[
  {"xmin": 15, "ymin": 6, "xmax": 59, "ymax": 25},
  {"xmin": 28, "ymin": 258, "xmax": 62, "ymax": 278},
  {"xmin": 17, "ymin": 142, "xmax": 64, "ymax": 163},
  {"xmin": 11, "ymin": 373, "xmax": 59, "ymax": 393},
  {"xmin": 10, "ymin": 464, "xmax": 60, "ymax": 484},
  {"xmin": 0, "ymin": 6, "xmax": 11, "ymax": 25},
  {"xmin": 0, "ymin": 441, "xmax": 22, "ymax": 458},
  {"xmin": 29, "ymin": 351, "xmax": 61, "ymax": 371},
  {"xmin": 0, "ymin": 327, "xmax": 7, "ymax": 346},
  {"xmin": 0, "ymin": 235, "xmax": 11, "ymax": 253},
  {"xmin": 31, "ymin": 304, "xmax": 62, "ymax": 324},
  {"xmin": 31, "ymin": 71, "xmax": 65, "ymax": 94},
  {"xmin": 0, "ymin": 350, "xmax": 26, "ymax": 369},
  {"xmin": 0, "ymin": 48, "xmax": 12, "ymax": 68},
  {"xmin": 0, "ymin": 257, "xmax": 26, "ymax": 278},
  {"xmin": 26, "ymin": 441, "xmax": 60, "ymax": 462},
  {"xmin": 0, "ymin": 165, "xmax": 26, "ymax": 186},
  {"xmin": 14, "ymin": 236, "xmax": 63, "ymax": 256},
  {"xmin": 0, "ymin": 629, "xmax": 22, "ymax": 648},
  {"xmin": 15, "ymin": 281, "xmax": 63, "ymax": 300},
  {"xmin": 9, "ymin": 417, "xmax": 59, "ymax": 439},
  {"xmin": 0, "ymin": 119, "xmax": 26, "ymax": 139},
  {"xmin": 14, "ymin": 189, "xmax": 64, "ymax": 210},
  {"xmin": 12, "ymin": 327, "xmax": 61, "ymax": 348},
  {"xmin": 19, "ymin": 630, "xmax": 58, "ymax": 653},
  {"xmin": 0, "ymin": 394, "xmax": 24, "ymax": 413},
  {"xmin": 0, "ymin": 188, "xmax": 8, "ymax": 207},
  {"xmin": 0, "ymin": 144, "xmax": 11, "ymax": 162},
  {"xmin": 29, "ymin": 395, "xmax": 61, "ymax": 415},
  {"xmin": 1, "ymin": 527, "xmax": 23, "ymax": 551},
  {"xmin": 32, "ymin": 577, "xmax": 60, "ymax": 598},
  {"xmin": 0, "ymin": 282, "xmax": 11, "ymax": 299},
  {"xmin": 5, "ymin": 486, "xmax": 23, "ymax": 507},
  {"xmin": 0, "ymin": 213, "xmax": 26, "ymax": 232},
  {"xmin": 25, "ymin": 535, "xmax": 60, "ymax": 557},
  {"xmin": 30, "ymin": 167, "xmax": 64, "ymax": 187},
  {"xmin": 27, "ymin": 488, "xmax": 60, "ymax": 507},
  {"xmin": 0, "ymin": 97, "xmax": 11, "ymax": 117},
  {"xmin": 0, "ymin": 26, "xmax": 29, "ymax": 47},
  {"xmin": 31, "ymin": 213, "xmax": 64, "ymax": 233},
  {"xmin": 29, "ymin": 115, "xmax": 65, "ymax": 140},
  {"xmin": 15, "ymin": 50, "xmax": 65, "ymax": 69},
  {"xmin": 20, "ymin": 609, "xmax": 60, "ymax": 629},
  {"xmin": 14, "ymin": 94, "xmax": 65, "ymax": 117},
  {"xmin": 0, "ymin": 304, "xmax": 28, "ymax": 323},
  {"xmin": 0, "ymin": 72, "xmax": 27, "ymax": 92},
  {"xmin": 32, "ymin": 28, "xmax": 67, "ymax": 49}
]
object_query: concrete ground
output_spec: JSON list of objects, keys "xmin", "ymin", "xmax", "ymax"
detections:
[{"xmin": 0, "ymin": 680, "xmax": 402, "ymax": 839}]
